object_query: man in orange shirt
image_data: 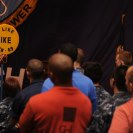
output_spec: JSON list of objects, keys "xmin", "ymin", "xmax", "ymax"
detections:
[
  {"xmin": 19, "ymin": 53, "xmax": 92, "ymax": 133},
  {"xmin": 109, "ymin": 65, "xmax": 133, "ymax": 133}
]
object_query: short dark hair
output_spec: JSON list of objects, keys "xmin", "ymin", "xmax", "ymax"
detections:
[
  {"xmin": 83, "ymin": 62, "xmax": 103, "ymax": 83},
  {"xmin": 26, "ymin": 59, "xmax": 44, "ymax": 79},
  {"xmin": 59, "ymin": 43, "xmax": 78, "ymax": 62},
  {"xmin": 3, "ymin": 77, "xmax": 20, "ymax": 98},
  {"xmin": 113, "ymin": 65, "xmax": 128, "ymax": 92}
]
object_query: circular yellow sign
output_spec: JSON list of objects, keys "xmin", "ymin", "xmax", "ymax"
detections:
[{"xmin": 0, "ymin": 24, "xmax": 19, "ymax": 55}]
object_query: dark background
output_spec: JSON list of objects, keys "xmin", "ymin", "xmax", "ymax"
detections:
[{"xmin": 5, "ymin": 0, "xmax": 133, "ymax": 94}]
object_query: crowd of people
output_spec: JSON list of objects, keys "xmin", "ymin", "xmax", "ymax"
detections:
[{"xmin": 0, "ymin": 43, "xmax": 133, "ymax": 133}]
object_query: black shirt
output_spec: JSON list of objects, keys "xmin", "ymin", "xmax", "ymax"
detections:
[{"xmin": 11, "ymin": 79, "xmax": 44, "ymax": 120}]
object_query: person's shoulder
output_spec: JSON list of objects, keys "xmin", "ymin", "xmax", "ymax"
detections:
[
  {"xmin": 76, "ymin": 88, "xmax": 92, "ymax": 101},
  {"xmin": 0, "ymin": 98, "xmax": 13, "ymax": 109},
  {"xmin": 113, "ymin": 93, "xmax": 131, "ymax": 107},
  {"xmin": 15, "ymin": 86, "xmax": 31, "ymax": 99},
  {"xmin": 73, "ymin": 70, "xmax": 93, "ymax": 82},
  {"xmin": 29, "ymin": 88, "xmax": 54, "ymax": 101},
  {"xmin": 13, "ymin": 85, "xmax": 35, "ymax": 103},
  {"xmin": 43, "ymin": 77, "xmax": 54, "ymax": 87},
  {"xmin": 20, "ymin": 81, "xmax": 42, "ymax": 94},
  {"xmin": 44, "ymin": 78, "xmax": 52, "ymax": 83},
  {"xmin": 98, "ymin": 86, "xmax": 111, "ymax": 96},
  {"xmin": 117, "ymin": 98, "xmax": 133, "ymax": 111},
  {"xmin": 21, "ymin": 85, "xmax": 33, "ymax": 93}
]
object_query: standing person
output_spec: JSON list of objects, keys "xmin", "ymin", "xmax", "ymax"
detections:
[
  {"xmin": 110, "ymin": 46, "xmax": 132, "ymax": 94},
  {"xmin": 109, "ymin": 65, "xmax": 133, "ymax": 133},
  {"xmin": 83, "ymin": 61, "xmax": 111, "ymax": 106},
  {"xmin": 19, "ymin": 53, "xmax": 92, "ymax": 133},
  {"xmin": 115, "ymin": 50, "xmax": 132, "ymax": 67},
  {"xmin": 87, "ymin": 65, "xmax": 131, "ymax": 133},
  {"xmin": 41, "ymin": 43, "xmax": 97, "ymax": 112},
  {"xmin": 74, "ymin": 48, "xmax": 85, "ymax": 73},
  {"xmin": 0, "ymin": 77, "xmax": 20, "ymax": 133},
  {"xmin": 11, "ymin": 59, "xmax": 45, "ymax": 121}
]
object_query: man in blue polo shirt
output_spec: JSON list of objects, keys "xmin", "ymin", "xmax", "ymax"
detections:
[{"xmin": 41, "ymin": 43, "xmax": 97, "ymax": 112}]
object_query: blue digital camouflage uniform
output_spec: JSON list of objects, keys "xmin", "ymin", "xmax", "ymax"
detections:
[
  {"xmin": 0, "ymin": 97, "xmax": 13, "ymax": 133},
  {"xmin": 87, "ymin": 92, "xmax": 131, "ymax": 133},
  {"xmin": 95, "ymin": 85, "xmax": 111, "ymax": 106}
]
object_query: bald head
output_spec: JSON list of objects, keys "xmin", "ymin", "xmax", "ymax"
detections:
[
  {"xmin": 126, "ymin": 66, "xmax": 133, "ymax": 83},
  {"xmin": 26, "ymin": 59, "xmax": 44, "ymax": 80},
  {"xmin": 125, "ymin": 66, "xmax": 133, "ymax": 93},
  {"xmin": 48, "ymin": 53, "xmax": 73, "ymax": 85}
]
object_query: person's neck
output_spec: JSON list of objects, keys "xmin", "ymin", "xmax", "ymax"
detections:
[
  {"xmin": 74, "ymin": 62, "xmax": 81, "ymax": 69},
  {"xmin": 29, "ymin": 78, "xmax": 42, "ymax": 84},
  {"xmin": 54, "ymin": 81, "xmax": 72, "ymax": 87},
  {"xmin": 94, "ymin": 83, "xmax": 100, "ymax": 87},
  {"xmin": 113, "ymin": 87, "xmax": 120, "ymax": 94}
]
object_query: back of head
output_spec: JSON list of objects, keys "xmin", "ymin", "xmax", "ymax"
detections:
[
  {"xmin": 83, "ymin": 62, "xmax": 103, "ymax": 83},
  {"xmin": 26, "ymin": 59, "xmax": 44, "ymax": 80},
  {"xmin": 48, "ymin": 53, "xmax": 73, "ymax": 85},
  {"xmin": 113, "ymin": 65, "xmax": 128, "ymax": 92},
  {"xmin": 126, "ymin": 66, "xmax": 133, "ymax": 83},
  {"xmin": 76, "ymin": 48, "xmax": 85, "ymax": 66},
  {"xmin": 59, "ymin": 43, "xmax": 78, "ymax": 62},
  {"xmin": 3, "ymin": 77, "xmax": 20, "ymax": 98},
  {"xmin": 116, "ymin": 51, "xmax": 132, "ymax": 66},
  {"xmin": 125, "ymin": 66, "xmax": 133, "ymax": 94}
]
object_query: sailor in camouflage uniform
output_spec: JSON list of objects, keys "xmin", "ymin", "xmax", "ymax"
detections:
[
  {"xmin": 0, "ymin": 77, "xmax": 20, "ymax": 133},
  {"xmin": 87, "ymin": 65, "xmax": 131, "ymax": 133},
  {"xmin": 83, "ymin": 62, "xmax": 111, "ymax": 107},
  {"xmin": 0, "ymin": 97, "xmax": 13, "ymax": 132}
]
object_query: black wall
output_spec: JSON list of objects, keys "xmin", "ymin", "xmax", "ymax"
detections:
[{"xmin": 6, "ymin": 0, "xmax": 133, "ymax": 94}]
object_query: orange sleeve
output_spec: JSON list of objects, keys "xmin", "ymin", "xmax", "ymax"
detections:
[
  {"xmin": 19, "ymin": 100, "xmax": 34, "ymax": 133},
  {"xmin": 108, "ymin": 107, "xmax": 129, "ymax": 133}
]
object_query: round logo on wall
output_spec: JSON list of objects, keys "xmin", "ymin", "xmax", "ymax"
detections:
[
  {"xmin": 0, "ymin": 24, "xmax": 19, "ymax": 55},
  {"xmin": 0, "ymin": 0, "xmax": 38, "ymax": 27}
]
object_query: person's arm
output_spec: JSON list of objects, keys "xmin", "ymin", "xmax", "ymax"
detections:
[
  {"xmin": 19, "ymin": 100, "xmax": 34, "ymax": 133},
  {"xmin": 11, "ymin": 93, "xmax": 24, "ymax": 120},
  {"xmin": 87, "ymin": 112, "xmax": 102, "ymax": 133},
  {"xmin": 41, "ymin": 78, "xmax": 54, "ymax": 92},
  {"xmin": 108, "ymin": 107, "xmax": 129, "ymax": 133},
  {"xmin": 89, "ymin": 84, "xmax": 97, "ymax": 112}
]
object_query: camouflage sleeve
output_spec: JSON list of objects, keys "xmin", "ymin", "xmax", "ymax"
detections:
[{"xmin": 87, "ymin": 109, "xmax": 104, "ymax": 133}]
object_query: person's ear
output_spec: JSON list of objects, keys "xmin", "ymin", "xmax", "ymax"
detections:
[
  {"xmin": 129, "ymin": 82, "xmax": 133, "ymax": 92},
  {"xmin": 121, "ymin": 60, "xmax": 125, "ymax": 66},
  {"xmin": 48, "ymin": 71, "xmax": 53, "ymax": 78},
  {"xmin": 110, "ymin": 78, "xmax": 115, "ymax": 88},
  {"xmin": 26, "ymin": 70, "xmax": 30, "ymax": 78},
  {"xmin": 48, "ymin": 71, "xmax": 57, "ymax": 83},
  {"xmin": 26, "ymin": 69, "xmax": 29, "ymax": 76}
]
